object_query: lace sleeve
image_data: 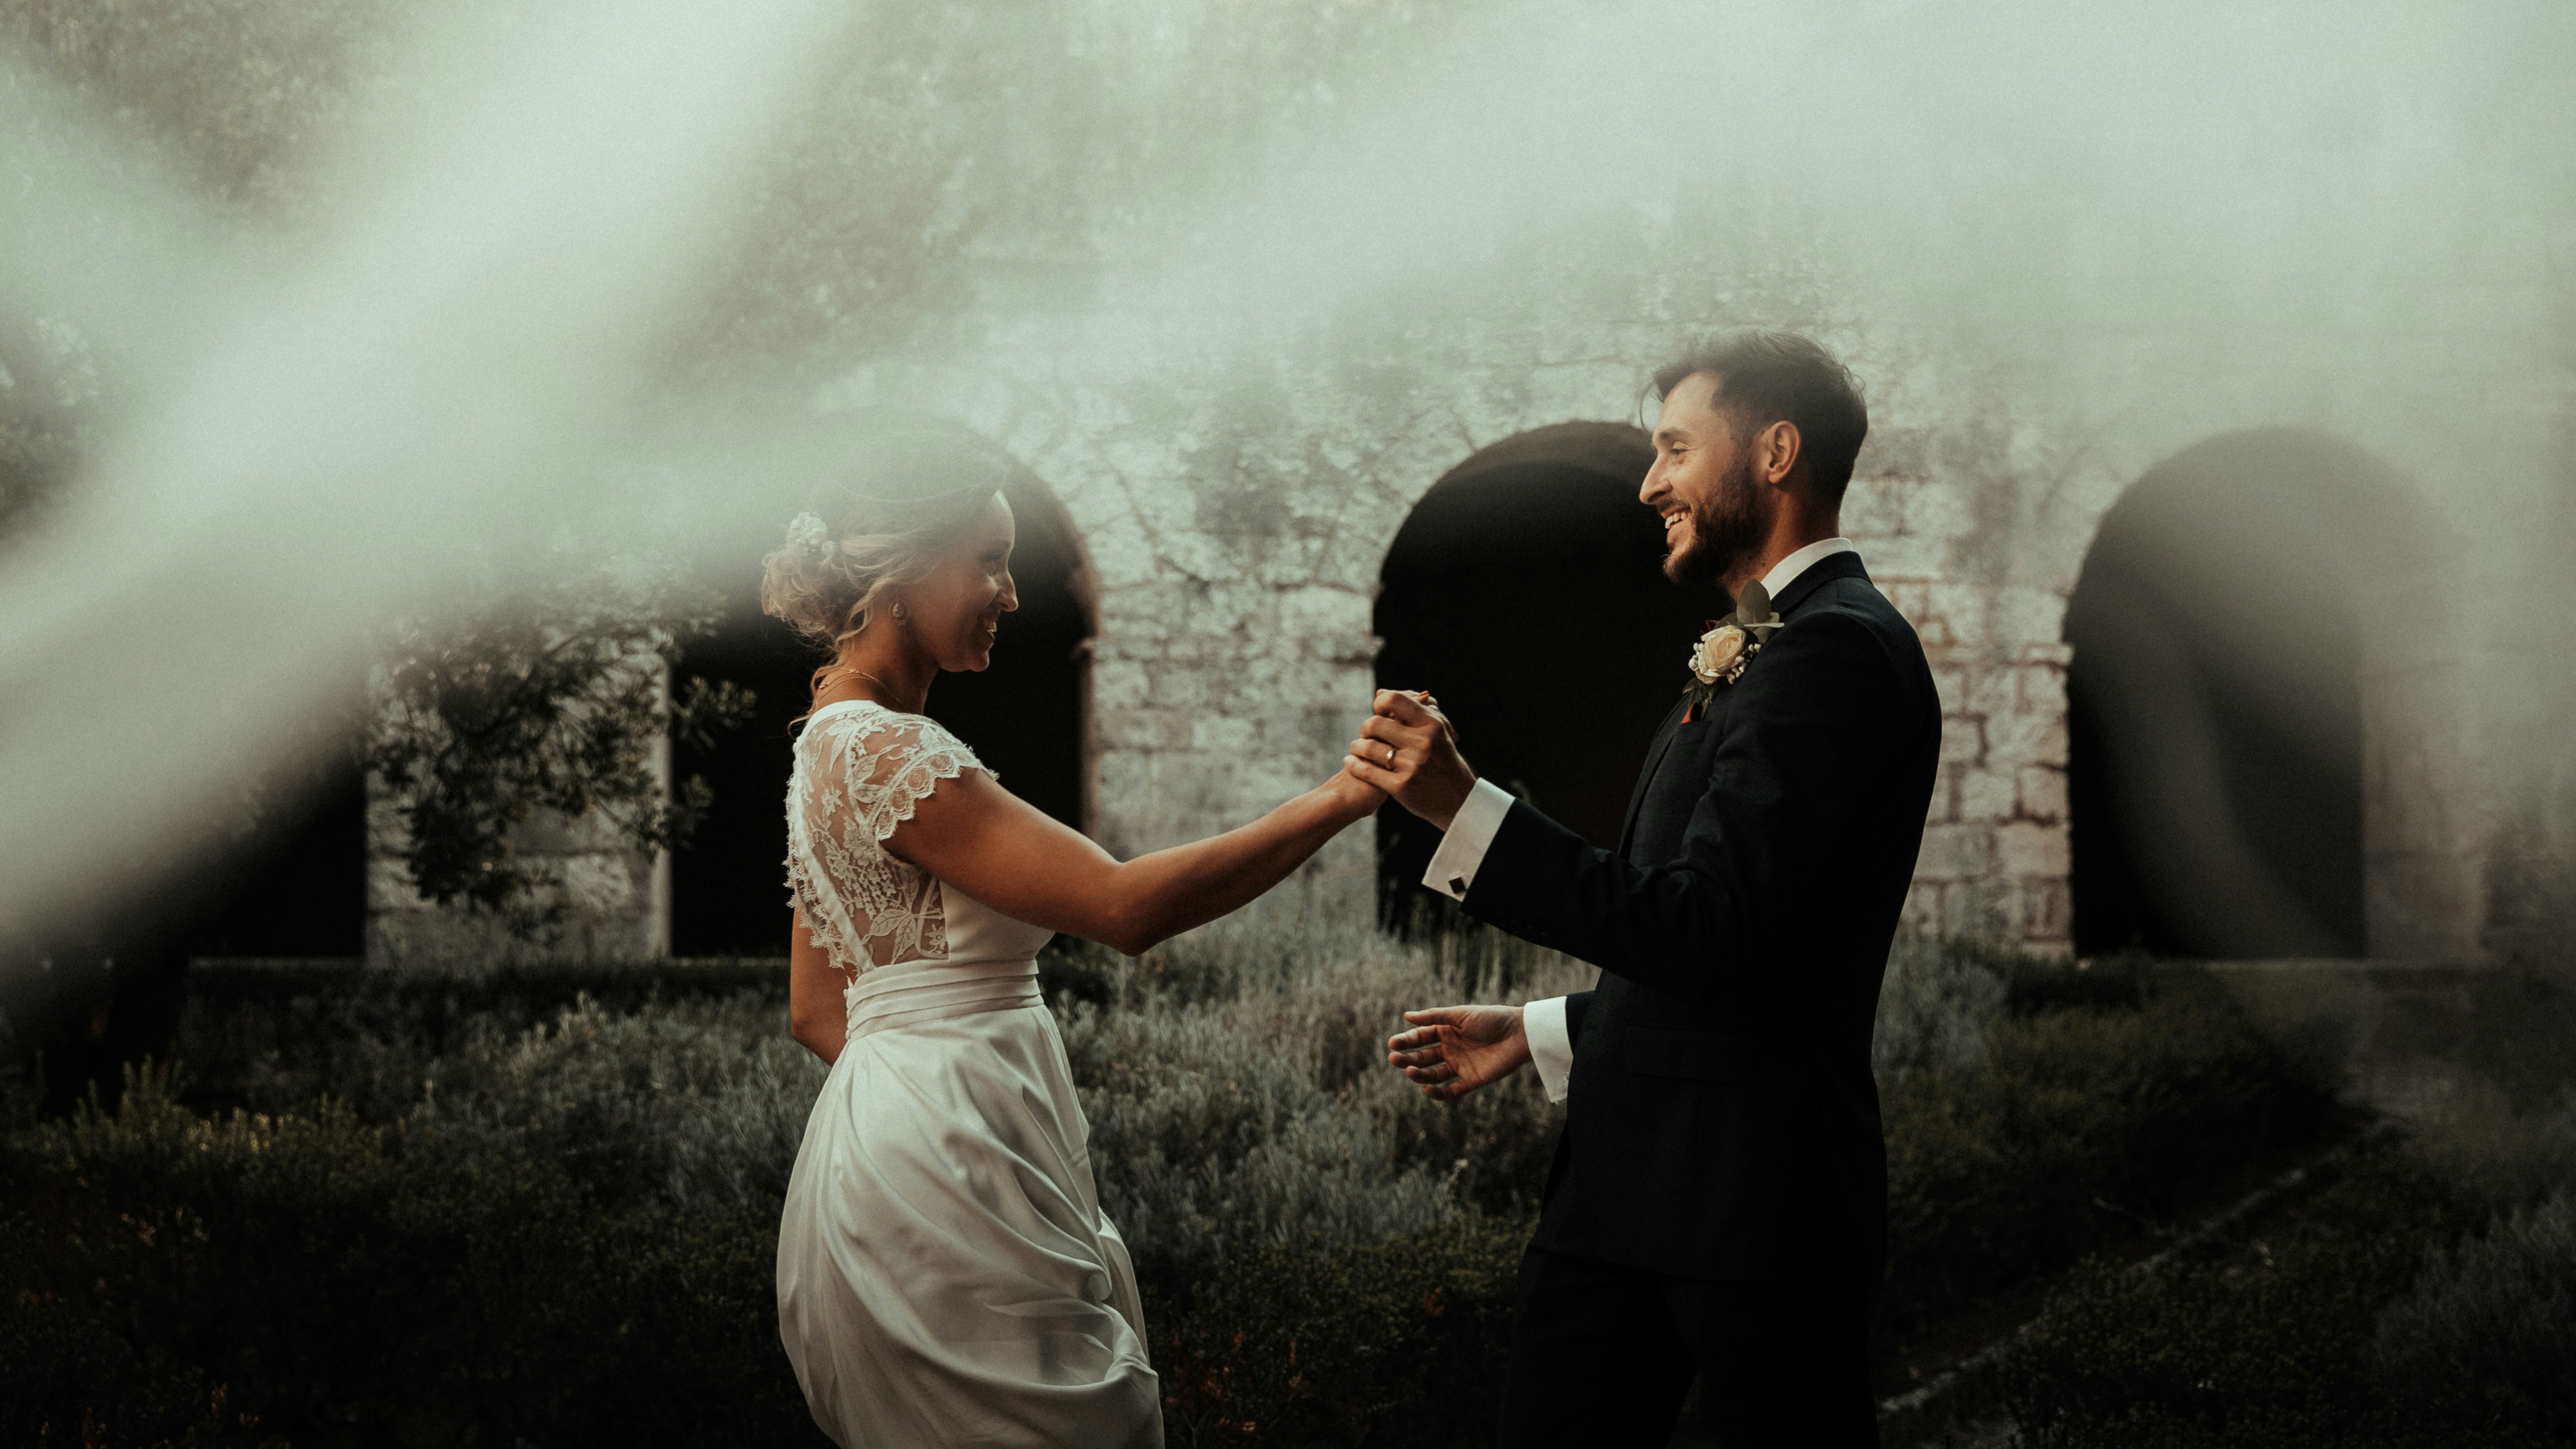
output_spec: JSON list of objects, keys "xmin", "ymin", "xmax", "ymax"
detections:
[
  {"xmin": 785, "ymin": 708, "xmax": 990, "ymax": 976},
  {"xmin": 848, "ymin": 715, "xmax": 986, "ymax": 842}
]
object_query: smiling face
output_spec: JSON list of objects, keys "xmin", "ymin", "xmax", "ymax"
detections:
[
  {"xmin": 1641, "ymin": 370, "xmax": 1770, "ymax": 588},
  {"xmin": 899, "ymin": 492, "xmax": 1018, "ymax": 672}
]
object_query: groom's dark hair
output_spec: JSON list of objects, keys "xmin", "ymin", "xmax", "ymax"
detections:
[{"xmin": 1652, "ymin": 330, "xmax": 1869, "ymax": 506}]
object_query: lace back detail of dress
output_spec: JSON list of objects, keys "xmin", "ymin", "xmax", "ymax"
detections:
[{"xmin": 785, "ymin": 705, "xmax": 988, "ymax": 978}]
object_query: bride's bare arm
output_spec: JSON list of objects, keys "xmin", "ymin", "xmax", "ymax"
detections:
[
  {"xmin": 889, "ymin": 769, "xmax": 1382, "ymax": 956},
  {"xmin": 787, "ymin": 910, "xmax": 847, "ymax": 1064}
]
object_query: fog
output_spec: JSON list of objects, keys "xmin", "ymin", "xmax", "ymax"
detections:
[
  {"xmin": 0, "ymin": 0, "xmax": 848, "ymax": 933},
  {"xmin": 3, "ymin": 0, "xmax": 2571, "ymax": 956},
  {"xmin": 1117, "ymin": 5, "xmax": 2567, "ymax": 348}
]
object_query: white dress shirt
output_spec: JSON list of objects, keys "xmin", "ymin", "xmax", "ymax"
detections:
[{"xmin": 1418, "ymin": 537, "xmax": 1859, "ymax": 1101}]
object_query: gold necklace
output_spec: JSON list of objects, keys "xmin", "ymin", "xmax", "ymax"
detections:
[{"xmin": 821, "ymin": 662, "xmax": 912, "ymax": 709}]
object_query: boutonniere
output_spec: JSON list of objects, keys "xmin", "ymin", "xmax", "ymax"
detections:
[{"xmin": 1681, "ymin": 578, "xmax": 1785, "ymax": 720}]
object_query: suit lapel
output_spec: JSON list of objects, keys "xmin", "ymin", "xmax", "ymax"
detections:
[
  {"xmin": 1611, "ymin": 555, "xmax": 1871, "ymax": 859},
  {"xmin": 1615, "ymin": 697, "xmax": 1690, "ymax": 859}
]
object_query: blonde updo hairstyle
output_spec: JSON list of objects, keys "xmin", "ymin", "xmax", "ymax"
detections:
[{"xmin": 759, "ymin": 422, "xmax": 1017, "ymax": 703}]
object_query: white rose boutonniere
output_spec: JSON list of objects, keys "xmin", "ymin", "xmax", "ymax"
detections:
[
  {"xmin": 1681, "ymin": 578, "xmax": 1787, "ymax": 718},
  {"xmin": 1690, "ymin": 625, "xmax": 1747, "ymax": 684}
]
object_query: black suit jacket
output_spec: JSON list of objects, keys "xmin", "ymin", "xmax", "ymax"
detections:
[{"xmin": 1463, "ymin": 551, "xmax": 1940, "ymax": 1283}]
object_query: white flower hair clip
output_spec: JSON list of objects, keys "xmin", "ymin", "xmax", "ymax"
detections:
[{"xmin": 785, "ymin": 512, "xmax": 837, "ymax": 566}]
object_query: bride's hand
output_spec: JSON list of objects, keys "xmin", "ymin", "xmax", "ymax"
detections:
[{"xmin": 1323, "ymin": 760, "xmax": 1388, "ymax": 823}]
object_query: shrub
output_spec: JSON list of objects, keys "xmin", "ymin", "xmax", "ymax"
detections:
[
  {"xmin": 2402, "ymin": 1081, "xmax": 2576, "ymax": 1220},
  {"xmin": 0, "ymin": 1198, "xmax": 268, "ymax": 1449},
  {"xmin": 1148, "ymin": 1217, "xmax": 1527, "ymax": 1449},
  {"xmin": 1062, "ymin": 921, "xmax": 1590, "ymax": 1289},
  {"xmin": 180, "ymin": 971, "xmax": 823, "ymax": 1212},
  {"xmin": 173, "ymin": 958, "xmax": 788, "ymax": 1118},
  {"xmin": 2466, "ymin": 965, "xmax": 2576, "ymax": 1108},
  {"xmin": 1997, "ymin": 1146, "xmax": 2536, "ymax": 1449},
  {"xmin": 1880, "ymin": 973, "xmax": 2338, "ymax": 1332},
  {"xmin": 0, "ymin": 1068, "xmax": 812, "ymax": 1448},
  {"xmin": 2369, "ymin": 1186, "xmax": 2576, "ymax": 1434},
  {"xmin": 0, "ymin": 1008, "xmax": 35, "ymax": 1132},
  {"xmin": 1873, "ymin": 933, "xmax": 2010, "ymax": 1076},
  {"xmin": 407, "ymin": 990, "xmax": 824, "ymax": 1211},
  {"xmin": 1, "ymin": 927, "xmax": 2353, "ymax": 1446}
]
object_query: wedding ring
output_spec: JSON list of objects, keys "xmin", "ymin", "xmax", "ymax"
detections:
[{"xmin": 1382, "ymin": 744, "xmax": 1397, "ymax": 767}]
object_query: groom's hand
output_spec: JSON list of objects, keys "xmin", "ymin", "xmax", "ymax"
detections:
[
  {"xmin": 1346, "ymin": 689, "xmax": 1476, "ymax": 830},
  {"xmin": 1387, "ymin": 1005, "xmax": 1530, "ymax": 1100}
]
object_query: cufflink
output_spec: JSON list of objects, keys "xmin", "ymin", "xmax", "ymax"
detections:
[{"xmin": 1448, "ymin": 875, "xmax": 1468, "ymax": 897}]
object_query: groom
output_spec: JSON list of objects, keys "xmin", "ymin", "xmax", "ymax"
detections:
[{"xmin": 1346, "ymin": 331, "xmax": 1939, "ymax": 1446}]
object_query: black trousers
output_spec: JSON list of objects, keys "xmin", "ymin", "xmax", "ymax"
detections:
[{"xmin": 1495, "ymin": 1246, "xmax": 1878, "ymax": 1448}]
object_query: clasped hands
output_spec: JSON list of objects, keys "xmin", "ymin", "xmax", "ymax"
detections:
[
  {"xmin": 1342, "ymin": 688, "xmax": 1476, "ymax": 829},
  {"xmin": 1342, "ymin": 689, "xmax": 1532, "ymax": 1103}
]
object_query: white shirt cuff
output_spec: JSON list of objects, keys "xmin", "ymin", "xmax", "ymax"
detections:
[
  {"xmin": 1524, "ymin": 995, "xmax": 1574, "ymax": 1103},
  {"xmin": 1420, "ymin": 777, "xmax": 1517, "ymax": 902}
]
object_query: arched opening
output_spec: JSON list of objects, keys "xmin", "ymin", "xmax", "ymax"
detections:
[
  {"xmin": 668, "ymin": 420, "xmax": 1096, "ymax": 957},
  {"xmin": 2066, "ymin": 428, "xmax": 2420, "ymax": 958},
  {"xmin": 1373, "ymin": 421, "xmax": 1708, "ymax": 929},
  {"xmin": 7, "ymin": 702, "xmax": 366, "ymax": 1114},
  {"xmin": 181, "ymin": 749, "xmax": 368, "ymax": 960}
]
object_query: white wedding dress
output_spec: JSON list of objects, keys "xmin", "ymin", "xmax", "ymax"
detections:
[{"xmin": 775, "ymin": 700, "xmax": 1161, "ymax": 1448}]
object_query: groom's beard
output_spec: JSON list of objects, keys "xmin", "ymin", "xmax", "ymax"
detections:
[{"xmin": 1662, "ymin": 455, "xmax": 1766, "ymax": 588}]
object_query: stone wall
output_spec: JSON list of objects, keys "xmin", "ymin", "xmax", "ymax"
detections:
[
  {"xmin": 854, "ymin": 250, "xmax": 2533, "ymax": 960},
  {"xmin": 371, "ymin": 278, "xmax": 2537, "ymax": 962},
  {"xmin": 362, "ymin": 0, "xmax": 2574, "ymax": 964}
]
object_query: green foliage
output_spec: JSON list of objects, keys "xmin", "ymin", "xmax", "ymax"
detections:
[
  {"xmin": 406, "ymin": 989, "xmax": 824, "ymax": 1211},
  {"xmin": 0, "ymin": 1065, "xmax": 812, "ymax": 1447},
  {"xmin": 1149, "ymin": 1218, "xmax": 1527, "ymax": 1449},
  {"xmin": 0, "ymin": 1218, "xmax": 271, "ymax": 1448},
  {"xmin": 0, "ymin": 0, "xmax": 977, "ymax": 378},
  {"xmin": 2002, "ymin": 946, "xmax": 2154, "ymax": 1015},
  {"xmin": 1881, "ymin": 972, "xmax": 2338, "ymax": 1333},
  {"xmin": 176, "ymin": 957, "xmax": 779, "ymax": 1115},
  {"xmin": 1873, "ymin": 932, "xmax": 2011, "ymax": 1077},
  {"xmin": 665, "ymin": 9, "xmax": 985, "ymax": 389},
  {"xmin": 179, "ymin": 962, "xmax": 820, "ymax": 1209},
  {"xmin": 368, "ymin": 559, "xmax": 753, "ymax": 937},
  {"xmin": 0, "ymin": 0, "xmax": 400, "ymax": 219},
  {"xmin": 3, "ymin": 931, "xmax": 2358, "ymax": 1445},
  {"xmin": 2482, "ymin": 797, "xmax": 2576, "ymax": 975},
  {"xmin": 2464, "ymin": 963, "xmax": 2576, "ymax": 1111},
  {"xmin": 1973, "ymin": 958, "xmax": 2576, "ymax": 1449},
  {"xmin": 1061, "ymin": 922, "xmax": 1590, "ymax": 1292},
  {"xmin": 1997, "ymin": 1147, "xmax": 2544, "ymax": 1448},
  {"xmin": 2403, "ymin": 1079, "xmax": 2576, "ymax": 1219},
  {"xmin": 2369, "ymin": 1184, "xmax": 2576, "ymax": 1433},
  {"xmin": 0, "ymin": 1008, "xmax": 35, "ymax": 1132},
  {"xmin": 0, "ymin": 316, "xmax": 94, "ymax": 542}
]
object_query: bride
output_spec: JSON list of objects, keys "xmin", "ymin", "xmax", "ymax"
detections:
[{"xmin": 760, "ymin": 427, "xmax": 1383, "ymax": 1448}]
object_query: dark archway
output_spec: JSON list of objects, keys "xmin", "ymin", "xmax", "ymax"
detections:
[
  {"xmin": 669, "ymin": 423, "xmax": 1095, "ymax": 957},
  {"xmin": 6, "ymin": 700, "xmax": 366, "ymax": 1114},
  {"xmin": 181, "ymin": 750, "xmax": 368, "ymax": 960},
  {"xmin": 2067, "ymin": 428, "xmax": 2417, "ymax": 958},
  {"xmin": 1373, "ymin": 421, "xmax": 1712, "ymax": 929}
]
